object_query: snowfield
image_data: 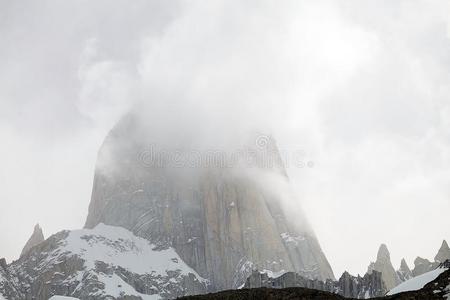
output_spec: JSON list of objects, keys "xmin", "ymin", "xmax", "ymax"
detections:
[
  {"xmin": 60, "ymin": 223, "xmax": 205, "ymax": 279},
  {"xmin": 387, "ymin": 267, "xmax": 448, "ymax": 295}
]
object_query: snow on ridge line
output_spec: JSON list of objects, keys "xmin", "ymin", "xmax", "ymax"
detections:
[
  {"xmin": 49, "ymin": 296, "xmax": 80, "ymax": 300},
  {"xmin": 55, "ymin": 223, "xmax": 206, "ymax": 282},
  {"xmin": 387, "ymin": 267, "xmax": 448, "ymax": 295}
]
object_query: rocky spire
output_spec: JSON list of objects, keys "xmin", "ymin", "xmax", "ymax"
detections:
[
  {"xmin": 20, "ymin": 224, "xmax": 44, "ymax": 258},
  {"xmin": 396, "ymin": 258, "xmax": 413, "ymax": 282},
  {"xmin": 435, "ymin": 240, "xmax": 450, "ymax": 263},
  {"xmin": 367, "ymin": 244, "xmax": 401, "ymax": 290}
]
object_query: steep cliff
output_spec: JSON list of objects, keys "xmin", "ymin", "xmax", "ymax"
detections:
[
  {"xmin": 367, "ymin": 244, "xmax": 401, "ymax": 290},
  {"xmin": 434, "ymin": 240, "xmax": 450, "ymax": 263},
  {"xmin": 84, "ymin": 114, "xmax": 335, "ymax": 291}
]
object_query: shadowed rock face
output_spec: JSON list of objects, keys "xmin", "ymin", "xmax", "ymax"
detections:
[
  {"xmin": 84, "ymin": 114, "xmax": 335, "ymax": 291},
  {"xmin": 20, "ymin": 224, "xmax": 45, "ymax": 258}
]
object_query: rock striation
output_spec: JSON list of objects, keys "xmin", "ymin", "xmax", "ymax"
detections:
[
  {"xmin": 84, "ymin": 114, "xmax": 335, "ymax": 291},
  {"xmin": 20, "ymin": 224, "xmax": 44, "ymax": 258}
]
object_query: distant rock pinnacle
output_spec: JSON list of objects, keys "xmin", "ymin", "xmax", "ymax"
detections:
[
  {"xmin": 367, "ymin": 244, "xmax": 401, "ymax": 290},
  {"xmin": 396, "ymin": 258, "xmax": 413, "ymax": 282},
  {"xmin": 20, "ymin": 224, "xmax": 44, "ymax": 258},
  {"xmin": 435, "ymin": 240, "xmax": 450, "ymax": 263}
]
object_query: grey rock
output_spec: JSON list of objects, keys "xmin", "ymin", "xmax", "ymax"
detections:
[
  {"xmin": 84, "ymin": 114, "xmax": 335, "ymax": 291},
  {"xmin": 367, "ymin": 244, "xmax": 401, "ymax": 290},
  {"xmin": 396, "ymin": 258, "xmax": 412, "ymax": 282},
  {"xmin": 434, "ymin": 240, "xmax": 450, "ymax": 263},
  {"xmin": 0, "ymin": 258, "xmax": 23, "ymax": 300},
  {"xmin": 20, "ymin": 224, "xmax": 44, "ymax": 258},
  {"xmin": 244, "ymin": 269, "xmax": 386, "ymax": 298},
  {"xmin": 412, "ymin": 256, "xmax": 437, "ymax": 277}
]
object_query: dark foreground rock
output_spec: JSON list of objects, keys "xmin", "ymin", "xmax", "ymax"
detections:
[
  {"xmin": 179, "ymin": 268, "xmax": 450, "ymax": 300},
  {"xmin": 179, "ymin": 287, "xmax": 348, "ymax": 300}
]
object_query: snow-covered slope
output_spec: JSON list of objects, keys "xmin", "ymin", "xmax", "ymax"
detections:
[
  {"xmin": 6, "ymin": 224, "xmax": 208, "ymax": 300},
  {"xmin": 387, "ymin": 266, "xmax": 448, "ymax": 295}
]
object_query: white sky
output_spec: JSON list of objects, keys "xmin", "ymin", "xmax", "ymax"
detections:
[{"xmin": 0, "ymin": 0, "xmax": 449, "ymax": 277}]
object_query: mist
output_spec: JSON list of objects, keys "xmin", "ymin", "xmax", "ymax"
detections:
[{"xmin": 1, "ymin": 0, "xmax": 450, "ymax": 278}]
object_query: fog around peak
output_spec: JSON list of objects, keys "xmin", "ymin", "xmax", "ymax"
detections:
[{"xmin": 0, "ymin": 0, "xmax": 449, "ymax": 276}]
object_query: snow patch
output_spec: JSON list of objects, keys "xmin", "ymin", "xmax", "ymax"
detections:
[
  {"xmin": 49, "ymin": 297, "xmax": 80, "ymax": 300},
  {"xmin": 94, "ymin": 273, "xmax": 160, "ymax": 300},
  {"xmin": 387, "ymin": 267, "xmax": 448, "ymax": 295},
  {"xmin": 261, "ymin": 269, "xmax": 287, "ymax": 279},
  {"xmin": 57, "ymin": 223, "xmax": 205, "ymax": 281},
  {"xmin": 280, "ymin": 232, "xmax": 305, "ymax": 245}
]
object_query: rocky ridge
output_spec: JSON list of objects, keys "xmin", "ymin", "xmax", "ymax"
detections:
[
  {"xmin": 244, "ymin": 268, "xmax": 386, "ymax": 298},
  {"xmin": 0, "ymin": 224, "xmax": 207, "ymax": 300}
]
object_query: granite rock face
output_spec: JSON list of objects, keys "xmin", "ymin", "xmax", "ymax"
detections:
[
  {"xmin": 244, "ymin": 268, "xmax": 386, "ymax": 298},
  {"xmin": 396, "ymin": 258, "xmax": 412, "ymax": 282},
  {"xmin": 2, "ymin": 224, "xmax": 207, "ymax": 300},
  {"xmin": 84, "ymin": 115, "xmax": 335, "ymax": 291},
  {"xmin": 367, "ymin": 244, "xmax": 401, "ymax": 290},
  {"xmin": 20, "ymin": 224, "xmax": 44, "ymax": 258},
  {"xmin": 412, "ymin": 257, "xmax": 436, "ymax": 277},
  {"xmin": 434, "ymin": 240, "xmax": 450, "ymax": 263}
]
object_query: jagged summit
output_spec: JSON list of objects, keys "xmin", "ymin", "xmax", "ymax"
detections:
[
  {"xmin": 377, "ymin": 243, "xmax": 391, "ymax": 262},
  {"xmin": 367, "ymin": 244, "xmax": 401, "ymax": 290},
  {"xmin": 435, "ymin": 240, "xmax": 450, "ymax": 263},
  {"xmin": 396, "ymin": 258, "xmax": 413, "ymax": 282},
  {"xmin": 20, "ymin": 223, "xmax": 44, "ymax": 258}
]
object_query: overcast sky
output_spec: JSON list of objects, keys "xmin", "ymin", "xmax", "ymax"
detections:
[{"xmin": 1, "ymin": 0, "xmax": 449, "ymax": 277}]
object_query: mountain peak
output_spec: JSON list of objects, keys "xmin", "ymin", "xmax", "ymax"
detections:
[
  {"xmin": 435, "ymin": 239, "xmax": 450, "ymax": 263},
  {"xmin": 400, "ymin": 258, "xmax": 410, "ymax": 272},
  {"xmin": 377, "ymin": 243, "xmax": 391, "ymax": 261},
  {"xmin": 367, "ymin": 244, "xmax": 400, "ymax": 290},
  {"xmin": 20, "ymin": 223, "xmax": 45, "ymax": 258}
]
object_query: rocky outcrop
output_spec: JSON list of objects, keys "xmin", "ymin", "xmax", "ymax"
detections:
[
  {"xmin": 0, "ymin": 258, "xmax": 23, "ymax": 300},
  {"xmin": 244, "ymin": 269, "xmax": 386, "ymax": 298},
  {"xmin": 5, "ymin": 224, "xmax": 207, "ymax": 300},
  {"xmin": 434, "ymin": 240, "xmax": 450, "ymax": 263},
  {"xmin": 20, "ymin": 224, "xmax": 44, "ymax": 258},
  {"xmin": 367, "ymin": 244, "xmax": 401, "ymax": 290},
  {"xmin": 396, "ymin": 258, "xmax": 412, "ymax": 282},
  {"xmin": 84, "ymin": 114, "xmax": 335, "ymax": 291},
  {"xmin": 411, "ymin": 256, "xmax": 436, "ymax": 277},
  {"xmin": 410, "ymin": 240, "xmax": 449, "ymax": 277}
]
